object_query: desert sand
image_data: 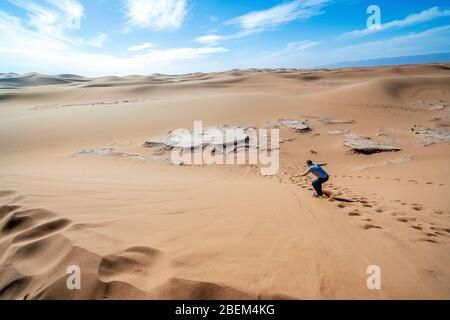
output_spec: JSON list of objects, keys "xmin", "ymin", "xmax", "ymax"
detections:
[{"xmin": 0, "ymin": 64, "xmax": 449, "ymax": 299}]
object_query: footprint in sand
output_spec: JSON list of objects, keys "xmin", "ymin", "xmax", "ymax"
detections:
[
  {"xmin": 430, "ymin": 226, "xmax": 450, "ymax": 234},
  {"xmin": 363, "ymin": 224, "xmax": 382, "ymax": 230},
  {"xmin": 334, "ymin": 197, "xmax": 356, "ymax": 203},
  {"xmin": 420, "ymin": 237, "xmax": 438, "ymax": 243},
  {"xmin": 348, "ymin": 210, "xmax": 361, "ymax": 216},
  {"xmin": 424, "ymin": 232, "xmax": 438, "ymax": 238},
  {"xmin": 322, "ymin": 190, "xmax": 332, "ymax": 198}
]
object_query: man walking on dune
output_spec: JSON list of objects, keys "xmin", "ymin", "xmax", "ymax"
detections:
[{"xmin": 299, "ymin": 160, "xmax": 329, "ymax": 197}]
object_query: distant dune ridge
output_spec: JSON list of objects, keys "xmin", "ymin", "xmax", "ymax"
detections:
[
  {"xmin": 321, "ymin": 52, "xmax": 450, "ymax": 68},
  {"xmin": 0, "ymin": 73, "xmax": 89, "ymax": 88},
  {"xmin": 0, "ymin": 63, "xmax": 450, "ymax": 299}
]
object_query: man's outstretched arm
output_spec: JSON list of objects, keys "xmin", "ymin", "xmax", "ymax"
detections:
[{"xmin": 299, "ymin": 169, "xmax": 310, "ymax": 177}]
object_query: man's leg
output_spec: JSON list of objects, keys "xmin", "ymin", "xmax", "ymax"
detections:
[
  {"xmin": 318, "ymin": 176, "xmax": 329, "ymax": 196},
  {"xmin": 312, "ymin": 178, "xmax": 321, "ymax": 196},
  {"xmin": 316, "ymin": 178, "xmax": 324, "ymax": 196}
]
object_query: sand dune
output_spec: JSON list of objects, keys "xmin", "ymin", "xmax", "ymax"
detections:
[
  {"xmin": 0, "ymin": 63, "xmax": 449, "ymax": 299},
  {"xmin": 0, "ymin": 192, "xmax": 288, "ymax": 300},
  {"xmin": 319, "ymin": 76, "xmax": 450, "ymax": 106},
  {"xmin": 0, "ymin": 73, "xmax": 88, "ymax": 88}
]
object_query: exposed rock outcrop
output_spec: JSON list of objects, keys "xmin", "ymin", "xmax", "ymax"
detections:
[
  {"xmin": 144, "ymin": 126, "xmax": 255, "ymax": 153},
  {"xmin": 276, "ymin": 119, "xmax": 311, "ymax": 132},
  {"xmin": 344, "ymin": 139, "xmax": 401, "ymax": 154}
]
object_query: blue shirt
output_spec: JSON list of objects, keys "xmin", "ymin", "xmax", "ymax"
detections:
[{"xmin": 307, "ymin": 163, "xmax": 329, "ymax": 179}]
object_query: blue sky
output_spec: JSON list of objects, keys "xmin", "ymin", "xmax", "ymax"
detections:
[{"xmin": 0, "ymin": 0, "xmax": 449, "ymax": 76}]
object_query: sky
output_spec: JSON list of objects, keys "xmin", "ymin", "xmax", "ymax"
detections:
[{"xmin": 0, "ymin": 0, "xmax": 449, "ymax": 76}]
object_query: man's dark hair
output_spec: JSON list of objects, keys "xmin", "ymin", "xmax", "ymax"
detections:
[{"xmin": 306, "ymin": 160, "xmax": 313, "ymax": 165}]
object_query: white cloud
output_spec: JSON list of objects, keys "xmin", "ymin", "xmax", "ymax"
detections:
[
  {"xmin": 88, "ymin": 33, "xmax": 107, "ymax": 47},
  {"xmin": 334, "ymin": 25, "xmax": 450, "ymax": 60},
  {"xmin": 0, "ymin": 0, "xmax": 226, "ymax": 76},
  {"xmin": 226, "ymin": 0, "xmax": 329, "ymax": 33},
  {"xmin": 128, "ymin": 42, "xmax": 156, "ymax": 51},
  {"xmin": 124, "ymin": 0, "xmax": 188, "ymax": 31},
  {"xmin": 0, "ymin": 10, "xmax": 227, "ymax": 76},
  {"xmin": 342, "ymin": 6, "xmax": 450, "ymax": 38},
  {"xmin": 0, "ymin": 10, "xmax": 69, "ymax": 51},
  {"xmin": 264, "ymin": 40, "xmax": 320, "ymax": 60},
  {"xmin": 195, "ymin": 0, "xmax": 329, "ymax": 46},
  {"xmin": 46, "ymin": 0, "xmax": 84, "ymax": 29},
  {"xmin": 133, "ymin": 47, "xmax": 228, "ymax": 62},
  {"xmin": 259, "ymin": 25, "xmax": 450, "ymax": 69},
  {"xmin": 280, "ymin": 40, "xmax": 321, "ymax": 55},
  {"xmin": 195, "ymin": 35, "xmax": 224, "ymax": 46},
  {"xmin": 8, "ymin": 0, "xmax": 84, "ymax": 41}
]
